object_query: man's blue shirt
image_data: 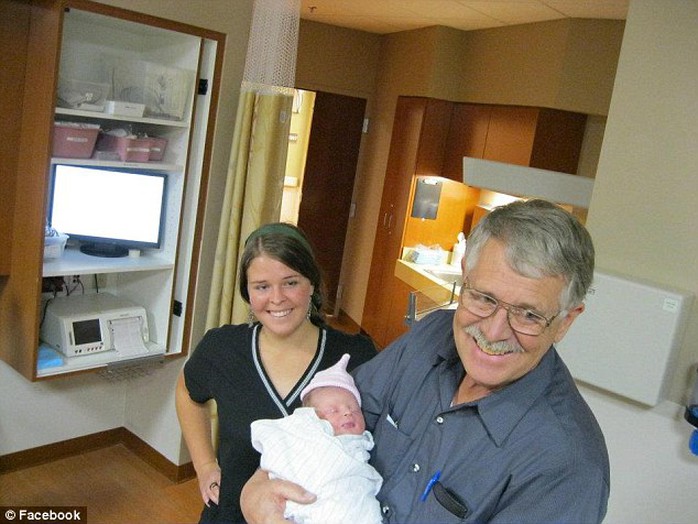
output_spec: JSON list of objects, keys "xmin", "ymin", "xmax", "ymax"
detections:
[{"xmin": 354, "ymin": 309, "xmax": 610, "ymax": 523}]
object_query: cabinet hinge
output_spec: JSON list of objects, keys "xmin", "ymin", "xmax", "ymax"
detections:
[{"xmin": 198, "ymin": 79, "xmax": 209, "ymax": 95}]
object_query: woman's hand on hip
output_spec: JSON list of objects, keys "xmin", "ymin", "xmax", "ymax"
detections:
[{"xmin": 197, "ymin": 461, "xmax": 222, "ymax": 507}]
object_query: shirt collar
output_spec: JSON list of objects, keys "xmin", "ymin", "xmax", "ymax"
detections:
[
  {"xmin": 475, "ymin": 347, "xmax": 557, "ymax": 446},
  {"xmin": 428, "ymin": 311, "xmax": 556, "ymax": 446}
]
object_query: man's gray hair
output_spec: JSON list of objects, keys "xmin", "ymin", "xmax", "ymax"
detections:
[{"xmin": 465, "ymin": 199, "xmax": 595, "ymax": 311}]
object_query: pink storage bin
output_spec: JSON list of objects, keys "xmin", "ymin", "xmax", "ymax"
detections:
[
  {"xmin": 97, "ymin": 134, "xmax": 152, "ymax": 162},
  {"xmin": 148, "ymin": 137, "xmax": 168, "ymax": 161},
  {"xmin": 52, "ymin": 122, "xmax": 100, "ymax": 158}
]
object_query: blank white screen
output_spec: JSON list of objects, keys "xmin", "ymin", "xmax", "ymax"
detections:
[{"xmin": 50, "ymin": 165, "xmax": 166, "ymax": 246}]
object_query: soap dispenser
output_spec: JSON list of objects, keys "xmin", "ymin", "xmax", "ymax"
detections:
[{"xmin": 450, "ymin": 232, "xmax": 466, "ymax": 267}]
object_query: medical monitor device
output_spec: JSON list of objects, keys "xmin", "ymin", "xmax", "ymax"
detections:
[
  {"xmin": 48, "ymin": 163, "xmax": 167, "ymax": 258},
  {"xmin": 40, "ymin": 293, "xmax": 149, "ymax": 357}
]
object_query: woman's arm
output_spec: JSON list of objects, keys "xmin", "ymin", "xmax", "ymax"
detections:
[{"xmin": 175, "ymin": 372, "xmax": 221, "ymax": 506}]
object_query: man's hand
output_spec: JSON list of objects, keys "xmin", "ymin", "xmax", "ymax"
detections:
[{"xmin": 240, "ymin": 469, "xmax": 316, "ymax": 524}]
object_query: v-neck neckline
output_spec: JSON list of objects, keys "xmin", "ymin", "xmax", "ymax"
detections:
[{"xmin": 251, "ymin": 323, "xmax": 327, "ymax": 416}]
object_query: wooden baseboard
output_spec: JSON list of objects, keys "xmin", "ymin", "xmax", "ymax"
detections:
[
  {"xmin": 119, "ymin": 428, "xmax": 195, "ymax": 482},
  {"xmin": 0, "ymin": 427, "xmax": 195, "ymax": 482}
]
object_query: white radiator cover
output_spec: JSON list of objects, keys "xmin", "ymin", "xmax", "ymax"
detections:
[{"xmin": 556, "ymin": 269, "xmax": 693, "ymax": 406}]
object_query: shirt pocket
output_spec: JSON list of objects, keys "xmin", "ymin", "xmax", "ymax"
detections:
[
  {"xmin": 420, "ymin": 481, "xmax": 469, "ymax": 523},
  {"xmin": 371, "ymin": 411, "xmax": 414, "ymax": 479}
]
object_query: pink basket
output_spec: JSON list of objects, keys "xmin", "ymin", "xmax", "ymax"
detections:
[
  {"xmin": 148, "ymin": 137, "xmax": 168, "ymax": 161},
  {"xmin": 52, "ymin": 123, "xmax": 100, "ymax": 158},
  {"xmin": 97, "ymin": 134, "xmax": 152, "ymax": 162}
]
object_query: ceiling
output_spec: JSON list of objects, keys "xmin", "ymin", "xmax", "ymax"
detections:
[{"xmin": 299, "ymin": 0, "xmax": 628, "ymax": 34}]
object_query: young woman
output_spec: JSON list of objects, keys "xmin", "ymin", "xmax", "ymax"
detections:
[{"xmin": 175, "ymin": 223, "xmax": 376, "ymax": 523}]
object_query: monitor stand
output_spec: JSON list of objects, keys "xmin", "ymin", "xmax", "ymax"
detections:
[{"xmin": 80, "ymin": 242, "xmax": 129, "ymax": 258}]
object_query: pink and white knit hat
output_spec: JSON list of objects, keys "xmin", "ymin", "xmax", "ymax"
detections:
[{"xmin": 300, "ymin": 353, "xmax": 361, "ymax": 406}]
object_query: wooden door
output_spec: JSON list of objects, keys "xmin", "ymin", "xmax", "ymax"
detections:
[
  {"xmin": 297, "ymin": 91, "xmax": 366, "ymax": 314},
  {"xmin": 362, "ymin": 97, "xmax": 452, "ymax": 347}
]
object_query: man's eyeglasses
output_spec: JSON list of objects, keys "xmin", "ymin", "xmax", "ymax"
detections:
[{"xmin": 459, "ymin": 279, "xmax": 560, "ymax": 336}]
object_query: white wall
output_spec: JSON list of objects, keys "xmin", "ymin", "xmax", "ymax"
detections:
[
  {"xmin": 0, "ymin": 364, "xmax": 126, "ymax": 454},
  {"xmin": 584, "ymin": 0, "xmax": 698, "ymax": 521}
]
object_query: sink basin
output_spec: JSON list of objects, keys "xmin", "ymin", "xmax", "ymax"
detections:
[{"xmin": 424, "ymin": 267, "xmax": 462, "ymax": 283}]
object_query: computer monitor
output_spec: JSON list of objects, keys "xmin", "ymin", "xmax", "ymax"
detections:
[{"xmin": 48, "ymin": 164, "xmax": 167, "ymax": 258}]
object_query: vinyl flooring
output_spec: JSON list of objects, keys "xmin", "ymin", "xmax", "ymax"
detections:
[{"xmin": 0, "ymin": 444, "xmax": 202, "ymax": 523}]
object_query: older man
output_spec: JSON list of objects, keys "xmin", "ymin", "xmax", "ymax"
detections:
[{"xmin": 242, "ymin": 199, "xmax": 609, "ymax": 523}]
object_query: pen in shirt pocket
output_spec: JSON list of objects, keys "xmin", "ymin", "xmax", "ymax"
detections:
[{"xmin": 420, "ymin": 470, "xmax": 441, "ymax": 502}]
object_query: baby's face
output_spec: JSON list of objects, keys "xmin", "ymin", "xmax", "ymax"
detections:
[{"xmin": 309, "ymin": 387, "xmax": 365, "ymax": 436}]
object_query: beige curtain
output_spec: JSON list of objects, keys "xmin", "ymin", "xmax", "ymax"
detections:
[
  {"xmin": 205, "ymin": 89, "xmax": 293, "ymax": 329},
  {"xmin": 205, "ymin": 0, "xmax": 299, "ymax": 330}
]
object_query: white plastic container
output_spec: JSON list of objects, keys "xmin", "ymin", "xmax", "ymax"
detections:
[
  {"xmin": 450, "ymin": 232, "xmax": 466, "ymax": 267},
  {"xmin": 44, "ymin": 233, "xmax": 69, "ymax": 259},
  {"xmin": 105, "ymin": 100, "xmax": 145, "ymax": 117}
]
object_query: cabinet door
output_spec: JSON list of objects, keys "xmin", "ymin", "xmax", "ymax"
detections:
[
  {"xmin": 0, "ymin": 0, "xmax": 31, "ymax": 276},
  {"xmin": 483, "ymin": 105, "xmax": 539, "ymax": 166},
  {"xmin": 0, "ymin": 0, "xmax": 62, "ymax": 379},
  {"xmin": 362, "ymin": 97, "xmax": 427, "ymax": 345},
  {"xmin": 442, "ymin": 103, "xmax": 491, "ymax": 180},
  {"xmin": 482, "ymin": 105, "xmax": 586, "ymax": 174},
  {"xmin": 529, "ymin": 108, "xmax": 587, "ymax": 174},
  {"xmin": 383, "ymin": 277, "xmax": 413, "ymax": 345},
  {"xmin": 414, "ymin": 99, "xmax": 453, "ymax": 175},
  {"xmin": 362, "ymin": 97, "xmax": 451, "ymax": 347}
]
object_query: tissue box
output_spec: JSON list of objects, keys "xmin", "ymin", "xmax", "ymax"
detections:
[
  {"xmin": 96, "ymin": 134, "xmax": 152, "ymax": 162},
  {"xmin": 52, "ymin": 122, "xmax": 100, "ymax": 158},
  {"xmin": 411, "ymin": 246, "xmax": 448, "ymax": 265},
  {"xmin": 44, "ymin": 233, "xmax": 69, "ymax": 259}
]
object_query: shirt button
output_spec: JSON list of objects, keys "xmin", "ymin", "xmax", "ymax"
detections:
[
  {"xmin": 436, "ymin": 416, "xmax": 444, "ymax": 424},
  {"xmin": 411, "ymin": 463, "xmax": 421, "ymax": 472}
]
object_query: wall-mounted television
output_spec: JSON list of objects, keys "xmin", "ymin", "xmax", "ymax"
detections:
[{"xmin": 48, "ymin": 164, "xmax": 167, "ymax": 258}]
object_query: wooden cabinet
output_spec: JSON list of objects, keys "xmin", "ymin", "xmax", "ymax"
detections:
[
  {"xmin": 361, "ymin": 97, "xmax": 452, "ymax": 348},
  {"xmin": 362, "ymin": 98, "xmax": 587, "ymax": 348},
  {"xmin": 442, "ymin": 103, "xmax": 490, "ymax": 180},
  {"xmin": 483, "ymin": 105, "xmax": 587, "ymax": 174},
  {"xmin": 0, "ymin": 0, "xmax": 224, "ymax": 380},
  {"xmin": 443, "ymin": 104, "xmax": 587, "ymax": 178},
  {"xmin": 0, "ymin": 1, "xmax": 29, "ymax": 276}
]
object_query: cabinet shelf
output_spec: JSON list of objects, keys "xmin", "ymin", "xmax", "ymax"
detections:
[
  {"xmin": 36, "ymin": 342, "xmax": 166, "ymax": 379},
  {"xmin": 43, "ymin": 247, "xmax": 174, "ymax": 277},
  {"xmin": 55, "ymin": 107, "xmax": 189, "ymax": 128},
  {"xmin": 50, "ymin": 156, "xmax": 183, "ymax": 173}
]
